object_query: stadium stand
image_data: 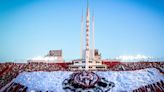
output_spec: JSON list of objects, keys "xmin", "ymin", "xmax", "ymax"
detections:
[{"xmin": 0, "ymin": 61, "xmax": 163, "ymax": 91}]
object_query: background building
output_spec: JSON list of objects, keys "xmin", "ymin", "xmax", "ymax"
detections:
[
  {"xmin": 28, "ymin": 50, "xmax": 64, "ymax": 63},
  {"xmin": 70, "ymin": 49, "xmax": 106, "ymax": 70}
]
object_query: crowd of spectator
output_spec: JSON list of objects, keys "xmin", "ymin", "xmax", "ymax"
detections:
[
  {"xmin": 25, "ymin": 62, "xmax": 68, "ymax": 72},
  {"xmin": 2, "ymin": 80, "xmax": 164, "ymax": 92},
  {"xmin": 0, "ymin": 63, "xmax": 26, "ymax": 89},
  {"xmin": 0, "ymin": 64, "xmax": 7, "ymax": 72},
  {"xmin": 3, "ymin": 82, "xmax": 27, "ymax": 92},
  {"xmin": 0, "ymin": 62, "xmax": 71, "ymax": 89},
  {"xmin": 133, "ymin": 80, "xmax": 164, "ymax": 92},
  {"xmin": 103, "ymin": 61, "xmax": 164, "ymax": 72},
  {"xmin": 0, "ymin": 61, "xmax": 163, "ymax": 89}
]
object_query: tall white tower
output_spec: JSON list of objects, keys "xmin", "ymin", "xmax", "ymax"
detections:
[
  {"xmin": 85, "ymin": 3, "xmax": 90, "ymax": 70},
  {"xmin": 71, "ymin": 1, "xmax": 106, "ymax": 70},
  {"xmin": 80, "ymin": 10, "xmax": 84, "ymax": 59},
  {"xmin": 92, "ymin": 12, "xmax": 95, "ymax": 60}
]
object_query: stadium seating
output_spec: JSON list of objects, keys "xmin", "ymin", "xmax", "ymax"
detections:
[{"xmin": 0, "ymin": 61, "xmax": 163, "ymax": 90}]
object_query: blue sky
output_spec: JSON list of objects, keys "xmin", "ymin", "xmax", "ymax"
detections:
[{"xmin": 0, "ymin": 0, "xmax": 164, "ymax": 62}]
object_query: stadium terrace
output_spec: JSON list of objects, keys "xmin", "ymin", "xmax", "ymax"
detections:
[{"xmin": 0, "ymin": 1, "xmax": 164, "ymax": 92}]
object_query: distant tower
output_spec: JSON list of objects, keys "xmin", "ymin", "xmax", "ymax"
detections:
[
  {"xmin": 85, "ymin": 2, "xmax": 90, "ymax": 70},
  {"xmin": 70, "ymin": 0, "xmax": 106, "ymax": 70},
  {"xmin": 70, "ymin": 0, "xmax": 107, "ymax": 70},
  {"xmin": 92, "ymin": 12, "xmax": 95, "ymax": 60},
  {"xmin": 80, "ymin": 10, "xmax": 84, "ymax": 59}
]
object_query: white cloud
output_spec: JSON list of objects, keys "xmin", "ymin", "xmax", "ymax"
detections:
[
  {"xmin": 31, "ymin": 56, "xmax": 58, "ymax": 61},
  {"xmin": 115, "ymin": 54, "xmax": 156, "ymax": 62}
]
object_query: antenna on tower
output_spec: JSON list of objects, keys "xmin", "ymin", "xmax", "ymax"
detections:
[
  {"xmin": 87, "ymin": 0, "xmax": 89, "ymax": 8},
  {"xmin": 86, "ymin": 0, "xmax": 89, "ymax": 17}
]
